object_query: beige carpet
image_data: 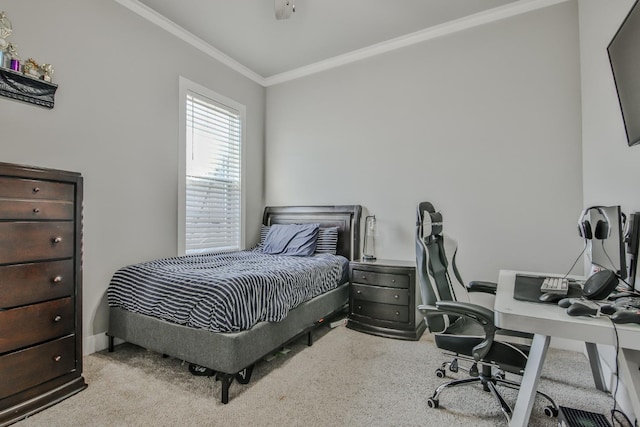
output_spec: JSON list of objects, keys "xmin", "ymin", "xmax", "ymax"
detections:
[{"xmin": 17, "ymin": 324, "xmax": 613, "ymax": 427}]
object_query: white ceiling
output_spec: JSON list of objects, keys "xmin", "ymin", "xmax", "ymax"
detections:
[{"xmin": 119, "ymin": 0, "xmax": 565, "ymax": 85}]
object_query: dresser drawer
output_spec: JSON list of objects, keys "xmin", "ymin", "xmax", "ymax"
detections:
[
  {"xmin": 0, "ymin": 297, "xmax": 74, "ymax": 353},
  {"xmin": 351, "ymin": 269, "xmax": 409, "ymax": 288},
  {"xmin": 0, "ymin": 199, "xmax": 74, "ymax": 220},
  {"xmin": 352, "ymin": 300, "xmax": 409, "ymax": 323},
  {"xmin": 0, "ymin": 260, "xmax": 74, "ymax": 308},
  {"xmin": 0, "ymin": 177, "xmax": 74, "ymax": 201},
  {"xmin": 0, "ymin": 335, "xmax": 76, "ymax": 400},
  {"xmin": 351, "ymin": 283, "xmax": 409, "ymax": 305},
  {"xmin": 0, "ymin": 222, "xmax": 74, "ymax": 264}
]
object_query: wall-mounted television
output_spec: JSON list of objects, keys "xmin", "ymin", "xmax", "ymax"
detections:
[{"xmin": 608, "ymin": 0, "xmax": 640, "ymax": 147}]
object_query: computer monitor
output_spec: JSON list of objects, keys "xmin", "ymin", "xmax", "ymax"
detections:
[
  {"xmin": 588, "ymin": 206, "xmax": 627, "ymax": 280},
  {"xmin": 626, "ymin": 212, "xmax": 640, "ymax": 290}
]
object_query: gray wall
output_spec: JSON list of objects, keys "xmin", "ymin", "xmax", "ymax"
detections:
[
  {"xmin": 579, "ymin": 0, "xmax": 640, "ymax": 417},
  {"xmin": 580, "ymin": 0, "xmax": 640, "ymax": 212},
  {"xmin": 265, "ymin": 1, "xmax": 584, "ymax": 283},
  {"xmin": 0, "ymin": 0, "xmax": 265, "ymax": 353}
]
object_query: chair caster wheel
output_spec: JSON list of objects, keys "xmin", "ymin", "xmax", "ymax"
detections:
[
  {"xmin": 427, "ymin": 398, "xmax": 439, "ymax": 409},
  {"xmin": 495, "ymin": 372, "xmax": 505, "ymax": 380},
  {"xmin": 543, "ymin": 406, "xmax": 558, "ymax": 417},
  {"xmin": 435, "ymin": 368, "xmax": 446, "ymax": 378}
]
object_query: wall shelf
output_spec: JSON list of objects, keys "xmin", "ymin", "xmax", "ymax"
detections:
[{"xmin": 0, "ymin": 67, "xmax": 57, "ymax": 109}]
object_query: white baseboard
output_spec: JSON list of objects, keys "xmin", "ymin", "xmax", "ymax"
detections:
[{"xmin": 83, "ymin": 332, "xmax": 123, "ymax": 356}]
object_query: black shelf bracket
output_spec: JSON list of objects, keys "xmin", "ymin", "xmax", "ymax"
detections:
[{"xmin": 0, "ymin": 67, "xmax": 58, "ymax": 109}]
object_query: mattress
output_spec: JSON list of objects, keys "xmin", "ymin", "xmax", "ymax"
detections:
[{"xmin": 107, "ymin": 250, "xmax": 348, "ymax": 333}]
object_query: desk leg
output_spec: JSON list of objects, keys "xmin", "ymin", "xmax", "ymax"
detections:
[
  {"xmin": 585, "ymin": 342, "xmax": 607, "ymax": 392},
  {"xmin": 618, "ymin": 348, "xmax": 640, "ymax": 420},
  {"xmin": 509, "ymin": 333, "xmax": 550, "ymax": 427}
]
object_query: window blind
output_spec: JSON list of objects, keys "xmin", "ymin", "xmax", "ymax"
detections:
[{"xmin": 185, "ymin": 92, "xmax": 242, "ymax": 254}]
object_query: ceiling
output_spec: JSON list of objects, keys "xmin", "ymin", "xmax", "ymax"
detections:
[{"xmin": 120, "ymin": 0, "xmax": 560, "ymax": 85}]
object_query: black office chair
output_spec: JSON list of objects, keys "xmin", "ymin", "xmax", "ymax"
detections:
[{"xmin": 415, "ymin": 201, "xmax": 557, "ymax": 422}]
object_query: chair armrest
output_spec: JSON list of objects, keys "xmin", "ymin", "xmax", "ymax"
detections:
[
  {"xmin": 417, "ymin": 304, "xmax": 438, "ymax": 314},
  {"xmin": 435, "ymin": 301, "xmax": 494, "ymax": 326},
  {"xmin": 467, "ymin": 281, "xmax": 497, "ymax": 295},
  {"xmin": 434, "ymin": 301, "xmax": 497, "ymax": 362}
]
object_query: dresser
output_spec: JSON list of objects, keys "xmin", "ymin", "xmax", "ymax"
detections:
[
  {"xmin": 0, "ymin": 162, "xmax": 86, "ymax": 426},
  {"xmin": 347, "ymin": 259, "xmax": 426, "ymax": 340}
]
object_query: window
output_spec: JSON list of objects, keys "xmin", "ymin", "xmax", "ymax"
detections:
[{"xmin": 178, "ymin": 77, "xmax": 245, "ymax": 254}]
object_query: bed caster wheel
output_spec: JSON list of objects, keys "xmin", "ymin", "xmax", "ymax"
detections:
[
  {"xmin": 435, "ymin": 368, "xmax": 446, "ymax": 378},
  {"xmin": 235, "ymin": 365, "xmax": 254, "ymax": 385},
  {"xmin": 543, "ymin": 406, "xmax": 558, "ymax": 417},
  {"xmin": 427, "ymin": 398, "xmax": 439, "ymax": 409}
]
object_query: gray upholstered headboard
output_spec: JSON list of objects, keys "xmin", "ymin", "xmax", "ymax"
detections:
[{"xmin": 262, "ymin": 205, "xmax": 362, "ymax": 261}]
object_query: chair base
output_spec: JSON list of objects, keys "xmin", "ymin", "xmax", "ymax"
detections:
[{"xmin": 427, "ymin": 363, "xmax": 558, "ymax": 423}]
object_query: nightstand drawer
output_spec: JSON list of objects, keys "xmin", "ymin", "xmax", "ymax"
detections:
[
  {"xmin": 0, "ymin": 222, "xmax": 74, "ymax": 264},
  {"xmin": 0, "ymin": 177, "xmax": 74, "ymax": 201},
  {"xmin": 0, "ymin": 297, "xmax": 74, "ymax": 353},
  {"xmin": 0, "ymin": 259, "xmax": 75, "ymax": 308},
  {"xmin": 352, "ymin": 300, "xmax": 409, "ymax": 323},
  {"xmin": 351, "ymin": 269, "xmax": 409, "ymax": 288},
  {"xmin": 0, "ymin": 335, "xmax": 76, "ymax": 400},
  {"xmin": 351, "ymin": 283, "xmax": 409, "ymax": 305},
  {"xmin": 0, "ymin": 199, "xmax": 74, "ymax": 220}
]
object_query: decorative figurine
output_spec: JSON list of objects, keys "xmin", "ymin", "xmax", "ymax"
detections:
[
  {"xmin": 23, "ymin": 58, "xmax": 39, "ymax": 76},
  {"xmin": 5, "ymin": 42, "xmax": 19, "ymax": 71},
  {"xmin": 41, "ymin": 63, "xmax": 53, "ymax": 82},
  {"xmin": 0, "ymin": 11, "xmax": 12, "ymax": 51}
]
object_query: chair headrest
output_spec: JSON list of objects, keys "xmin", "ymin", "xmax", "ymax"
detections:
[
  {"xmin": 423, "ymin": 211, "xmax": 443, "ymax": 238},
  {"xmin": 417, "ymin": 202, "xmax": 443, "ymax": 238}
]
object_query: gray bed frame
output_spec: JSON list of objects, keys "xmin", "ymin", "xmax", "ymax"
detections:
[{"xmin": 107, "ymin": 205, "xmax": 362, "ymax": 403}]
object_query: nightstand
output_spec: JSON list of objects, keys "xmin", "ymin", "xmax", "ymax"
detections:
[{"xmin": 347, "ymin": 259, "xmax": 426, "ymax": 340}]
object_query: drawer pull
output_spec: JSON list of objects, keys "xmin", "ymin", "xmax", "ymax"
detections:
[
  {"xmin": 394, "ymin": 295, "xmax": 399, "ymax": 299},
  {"xmin": 33, "ymin": 207, "xmax": 41, "ymax": 214},
  {"xmin": 33, "ymin": 187, "xmax": 40, "ymax": 193},
  {"xmin": 395, "ymin": 311, "xmax": 400, "ymax": 316},
  {"xmin": 391, "ymin": 279, "xmax": 396, "ymax": 283},
  {"xmin": 361, "ymin": 275, "xmax": 366, "ymax": 280},
  {"xmin": 53, "ymin": 236, "xmax": 63, "ymax": 244},
  {"xmin": 357, "ymin": 305, "xmax": 362, "ymax": 310},
  {"xmin": 53, "ymin": 355, "xmax": 62, "ymax": 362},
  {"xmin": 356, "ymin": 290, "xmax": 361, "ymax": 294},
  {"xmin": 53, "ymin": 275, "xmax": 63, "ymax": 283},
  {"xmin": 53, "ymin": 315, "xmax": 62, "ymax": 322}
]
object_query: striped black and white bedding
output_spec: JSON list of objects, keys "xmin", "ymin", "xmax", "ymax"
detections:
[{"xmin": 107, "ymin": 250, "xmax": 348, "ymax": 333}]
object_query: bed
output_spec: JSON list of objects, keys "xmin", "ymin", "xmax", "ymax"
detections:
[{"xmin": 106, "ymin": 205, "xmax": 362, "ymax": 403}]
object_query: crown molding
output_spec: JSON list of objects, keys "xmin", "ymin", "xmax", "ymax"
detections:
[
  {"xmin": 264, "ymin": 0, "xmax": 571, "ymax": 86},
  {"xmin": 113, "ymin": 0, "xmax": 266, "ymax": 86},
  {"xmin": 115, "ymin": 0, "xmax": 569, "ymax": 88}
]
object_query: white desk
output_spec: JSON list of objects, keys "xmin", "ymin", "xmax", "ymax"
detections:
[{"xmin": 494, "ymin": 270, "xmax": 640, "ymax": 427}]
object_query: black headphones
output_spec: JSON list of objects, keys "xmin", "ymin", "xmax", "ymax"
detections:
[{"xmin": 577, "ymin": 206, "xmax": 611, "ymax": 240}]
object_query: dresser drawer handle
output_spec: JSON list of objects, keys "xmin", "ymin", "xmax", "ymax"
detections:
[
  {"xmin": 361, "ymin": 276, "xmax": 367, "ymax": 280},
  {"xmin": 394, "ymin": 295, "xmax": 399, "ymax": 299},
  {"xmin": 395, "ymin": 311, "xmax": 400, "ymax": 316},
  {"xmin": 53, "ymin": 315, "xmax": 62, "ymax": 322},
  {"xmin": 356, "ymin": 290, "xmax": 361, "ymax": 294},
  {"xmin": 52, "ymin": 236, "xmax": 63, "ymax": 244},
  {"xmin": 53, "ymin": 276, "xmax": 63, "ymax": 283},
  {"xmin": 53, "ymin": 355, "xmax": 62, "ymax": 362},
  {"xmin": 33, "ymin": 187, "xmax": 40, "ymax": 193},
  {"xmin": 391, "ymin": 279, "xmax": 396, "ymax": 283},
  {"xmin": 357, "ymin": 305, "xmax": 362, "ymax": 310},
  {"xmin": 33, "ymin": 207, "xmax": 41, "ymax": 214}
]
